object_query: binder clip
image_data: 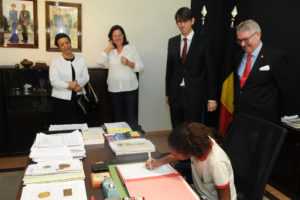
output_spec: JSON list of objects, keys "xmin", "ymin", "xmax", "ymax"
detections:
[{"xmin": 103, "ymin": 177, "xmax": 119, "ymax": 199}]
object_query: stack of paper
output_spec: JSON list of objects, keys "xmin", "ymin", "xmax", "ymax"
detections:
[
  {"xmin": 109, "ymin": 138, "xmax": 155, "ymax": 155},
  {"xmin": 82, "ymin": 127, "xmax": 105, "ymax": 145},
  {"xmin": 103, "ymin": 122, "xmax": 131, "ymax": 134},
  {"xmin": 281, "ymin": 115, "xmax": 300, "ymax": 129},
  {"xmin": 21, "ymin": 180, "xmax": 87, "ymax": 200},
  {"xmin": 23, "ymin": 159, "xmax": 85, "ymax": 185},
  {"xmin": 49, "ymin": 123, "xmax": 89, "ymax": 131},
  {"xmin": 30, "ymin": 130, "xmax": 86, "ymax": 162}
]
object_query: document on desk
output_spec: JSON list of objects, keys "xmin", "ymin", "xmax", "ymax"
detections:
[
  {"xmin": 82, "ymin": 127, "xmax": 105, "ymax": 145},
  {"xmin": 21, "ymin": 180, "xmax": 87, "ymax": 200},
  {"xmin": 33, "ymin": 130, "xmax": 84, "ymax": 147},
  {"xmin": 104, "ymin": 122, "xmax": 132, "ymax": 134},
  {"xmin": 23, "ymin": 160, "xmax": 85, "ymax": 185},
  {"xmin": 115, "ymin": 162, "xmax": 199, "ymax": 200},
  {"xmin": 25, "ymin": 159, "xmax": 82, "ymax": 176},
  {"xmin": 29, "ymin": 146, "xmax": 73, "ymax": 162},
  {"xmin": 49, "ymin": 123, "xmax": 88, "ymax": 131},
  {"xmin": 109, "ymin": 138, "xmax": 155, "ymax": 155},
  {"xmin": 116, "ymin": 162, "xmax": 179, "ymax": 181}
]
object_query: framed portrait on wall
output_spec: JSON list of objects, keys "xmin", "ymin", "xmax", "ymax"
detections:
[
  {"xmin": 46, "ymin": 1, "xmax": 82, "ymax": 52},
  {"xmin": 0, "ymin": 0, "xmax": 38, "ymax": 48}
]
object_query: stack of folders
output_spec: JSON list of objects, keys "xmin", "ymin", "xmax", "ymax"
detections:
[
  {"xmin": 109, "ymin": 138, "xmax": 156, "ymax": 155},
  {"xmin": 23, "ymin": 159, "xmax": 85, "ymax": 185},
  {"xmin": 29, "ymin": 130, "xmax": 86, "ymax": 162},
  {"xmin": 21, "ymin": 180, "xmax": 87, "ymax": 200},
  {"xmin": 103, "ymin": 122, "xmax": 132, "ymax": 134}
]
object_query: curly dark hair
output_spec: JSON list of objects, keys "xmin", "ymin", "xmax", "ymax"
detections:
[{"xmin": 168, "ymin": 122, "xmax": 212, "ymax": 158}]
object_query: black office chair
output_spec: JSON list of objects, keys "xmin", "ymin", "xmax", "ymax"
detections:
[{"xmin": 222, "ymin": 112, "xmax": 287, "ymax": 200}]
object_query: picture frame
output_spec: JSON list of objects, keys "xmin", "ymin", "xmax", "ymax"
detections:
[
  {"xmin": 45, "ymin": 1, "xmax": 82, "ymax": 52},
  {"xmin": 0, "ymin": 0, "xmax": 38, "ymax": 48}
]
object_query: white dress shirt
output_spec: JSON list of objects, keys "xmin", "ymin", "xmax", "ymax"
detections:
[
  {"xmin": 238, "ymin": 42, "xmax": 263, "ymax": 78},
  {"xmin": 180, "ymin": 30, "xmax": 194, "ymax": 57},
  {"xmin": 97, "ymin": 44, "xmax": 144, "ymax": 93},
  {"xmin": 49, "ymin": 54, "xmax": 90, "ymax": 100}
]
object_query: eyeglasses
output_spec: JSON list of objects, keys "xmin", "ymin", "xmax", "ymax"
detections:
[{"xmin": 236, "ymin": 32, "xmax": 257, "ymax": 44}]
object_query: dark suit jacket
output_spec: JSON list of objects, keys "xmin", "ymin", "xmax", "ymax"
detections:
[
  {"xmin": 234, "ymin": 44, "xmax": 295, "ymax": 122},
  {"xmin": 165, "ymin": 32, "xmax": 217, "ymax": 106}
]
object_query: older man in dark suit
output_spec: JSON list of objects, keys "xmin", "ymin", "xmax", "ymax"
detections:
[
  {"xmin": 234, "ymin": 19, "xmax": 295, "ymax": 123},
  {"xmin": 165, "ymin": 7, "xmax": 218, "ymax": 129}
]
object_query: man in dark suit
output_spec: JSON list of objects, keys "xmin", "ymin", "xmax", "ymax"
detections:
[
  {"xmin": 165, "ymin": 7, "xmax": 218, "ymax": 128},
  {"xmin": 234, "ymin": 19, "xmax": 295, "ymax": 123}
]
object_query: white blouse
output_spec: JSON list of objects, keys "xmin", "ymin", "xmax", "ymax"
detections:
[
  {"xmin": 97, "ymin": 44, "xmax": 144, "ymax": 93},
  {"xmin": 49, "ymin": 54, "xmax": 90, "ymax": 100}
]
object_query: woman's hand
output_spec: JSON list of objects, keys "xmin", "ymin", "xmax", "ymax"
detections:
[
  {"xmin": 67, "ymin": 80, "xmax": 77, "ymax": 90},
  {"xmin": 145, "ymin": 158, "xmax": 163, "ymax": 170},
  {"xmin": 121, "ymin": 56, "xmax": 135, "ymax": 69},
  {"xmin": 74, "ymin": 85, "xmax": 82, "ymax": 92},
  {"xmin": 104, "ymin": 41, "xmax": 114, "ymax": 54},
  {"xmin": 121, "ymin": 56, "xmax": 129, "ymax": 65}
]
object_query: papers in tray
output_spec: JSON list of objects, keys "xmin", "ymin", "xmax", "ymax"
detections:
[
  {"xmin": 23, "ymin": 160, "xmax": 85, "ymax": 185},
  {"xmin": 21, "ymin": 180, "xmax": 87, "ymax": 200},
  {"xmin": 109, "ymin": 138, "xmax": 155, "ymax": 155},
  {"xmin": 82, "ymin": 127, "xmax": 105, "ymax": 145},
  {"xmin": 49, "ymin": 123, "xmax": 88, "ymax": 131},
  {"xmin": 30, "ymin": 130, "xmax": 86, "ymax": 162},
  {"xmin": 103, "ymin": 122, "xmax": 131, "ymax": 134}
]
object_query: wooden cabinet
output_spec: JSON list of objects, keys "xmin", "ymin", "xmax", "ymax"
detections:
[{"xmin": 0, "ymin": 67, "xmax": 112, "ymax": 155}]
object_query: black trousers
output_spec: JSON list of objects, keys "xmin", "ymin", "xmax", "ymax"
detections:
[
  {"xmin": 169, "ymin": 87, "xmax": 203, "ymax": 129},
  {"xmin": 109, "ymin": 89, "xmax": 138, "ymax": 130},
  {"xmin": 52, "ymin": 96, "xmax": 86, "ymax": 125},
  {"xmin": 21, "ymin": 25, "xmax": 28, "ymax": 42}
]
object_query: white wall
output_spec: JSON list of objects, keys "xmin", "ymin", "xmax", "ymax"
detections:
[{"xmin": 0, "ymin": 0, "xmax": 190, "ymax": 131}]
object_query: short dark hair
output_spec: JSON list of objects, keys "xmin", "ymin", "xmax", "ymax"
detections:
[
  {"xmin": 168, "ymin": 122, "xmax": 212, "ymax": 158},
  {"xmin": 108, "ymin": 25, "xmax": 129, "ymax": 48},
  {"xmin": 175, "ymin": 7, "xmax": 193, "ymax": 22},
  {"xmin": 54, "ymin": 33, "xmax": 71, "ymax": 47}
]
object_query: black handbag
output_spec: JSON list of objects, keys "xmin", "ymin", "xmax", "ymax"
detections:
[
  {"xmin": 77, "ymin": 82, "xmax": 100, "ymax": 115},
  {"xmin": 84, "ymin": 82, "xmax": 100, "ymax": 110}
]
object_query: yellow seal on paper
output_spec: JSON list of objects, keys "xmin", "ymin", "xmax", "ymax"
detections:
[
  {"xmin": 59, "ymin": 164, "xmax": 70, "ymax": 169},
  {"xmin": 38, "ymin": 192, "xmax": 51, "ymax": 199}
]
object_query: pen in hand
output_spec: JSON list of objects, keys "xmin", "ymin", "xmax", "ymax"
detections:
[{"xmin": 148, "ymin": 152, "xmax": 152, "ymax": 169}]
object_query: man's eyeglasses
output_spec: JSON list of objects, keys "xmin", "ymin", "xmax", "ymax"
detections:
[{"xmin": 236, "ymin": 32, "xmax": 257, "ymax": 44}]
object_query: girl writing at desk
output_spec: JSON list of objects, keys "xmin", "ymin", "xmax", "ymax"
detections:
[{"xmin": 146, "ymin": 122, "xmax": 237, "ymax": 200}]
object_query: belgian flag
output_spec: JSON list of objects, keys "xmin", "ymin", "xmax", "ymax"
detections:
[{"xmin": 219, "ymin": 27, "xmax": 237, "ymax": 134}]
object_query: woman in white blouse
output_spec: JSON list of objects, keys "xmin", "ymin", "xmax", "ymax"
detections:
[
  {"xmin": 49, "ymin": 33, "xmax": 89, "ymax": 124},
  {"xmin": 97, "ymin": 25, "xmax": 144, "ymax": 130}
]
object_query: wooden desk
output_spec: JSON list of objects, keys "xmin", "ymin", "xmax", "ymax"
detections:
[{"xmin": 16, "ymin": 131, "xmax": 170, "ymax": 200}]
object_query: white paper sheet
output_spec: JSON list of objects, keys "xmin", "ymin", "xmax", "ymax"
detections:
[
  {"xmin": 117, "ymin": 162, "xmax": 178, "ymax": 180},
  {"xmin": 21, "ymin": 180, "xmax": 87, "ymax": 200}
]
